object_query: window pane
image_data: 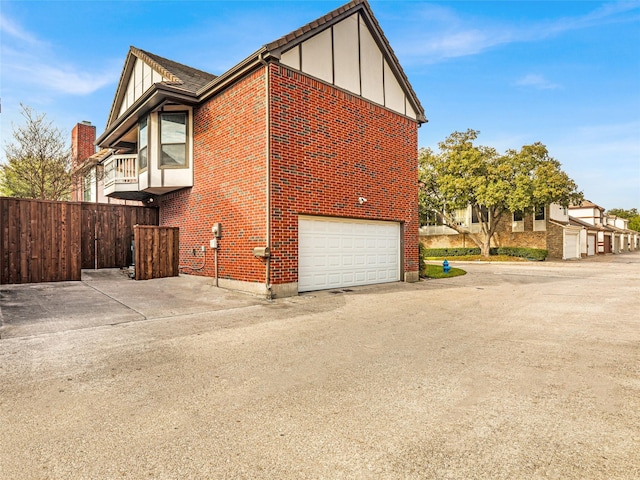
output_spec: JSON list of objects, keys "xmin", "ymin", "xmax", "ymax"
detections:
[
  {"xmin": 139, "ymin": 146, "xmax": 148, "ymax": 170},
  {"xmin": 161, "ymin": 113, "xmax": 186, "ymax": 144},
  {"xmin": 139, "ymin": 118, "xmax": 147, "ymax": 148},
  {"xmin": 161, "ymin": 144, "xmax": 186, "ymax": 166},
  {"xmin": 535, "ymin": 206, "xmax": 545, "ymax": 220},
  {"xmin": 513, "ymin": 210, "xmax": 524, "ymax": 222}
]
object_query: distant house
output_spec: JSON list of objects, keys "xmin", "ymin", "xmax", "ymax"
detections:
[
  {"xmin": 420, "ymin": 203, "xmax": 583, "ymax": 260},
  {"xmin": 89, "ymin": 0, "xmax": 426, "ymax": 297},
  {"xmin": 569, "ymin": 201, "xmax": 639, "ymax": 254}
]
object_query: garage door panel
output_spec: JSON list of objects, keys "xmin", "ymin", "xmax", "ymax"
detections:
[{"xmin": 299, "ymin": 217, "xmax": 400, "ymax": 292}]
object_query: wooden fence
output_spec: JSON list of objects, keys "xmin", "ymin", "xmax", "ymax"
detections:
[
  {"xmin": 0, "ymin": 197, "xmax": 158, "ymax": 284},
  {"xmin": 81, "ymin": 203, "xmax": 158, "ymax": 269},
  {"xmin": 134, "ymin": 226, "xmax": 179, "ymax": 280},
  {"xmin": 1, "ymin": 198, "xmax": 83, "ymax": 283}
]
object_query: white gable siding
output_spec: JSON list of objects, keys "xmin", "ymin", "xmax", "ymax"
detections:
[
  {"xmin": 405, "ymin": 98, "xmax": 416, "ymax": 120},
  {"xmin": 278, "ymin": 12, "xmax": 416, "ymax": 120},
  {"xmin": 359, "ymin": 16, "xmax": 384, "ymax": 105},
  {"xmin": 281, "ymin": 45, "xmax": 300, "ymax": 70},
  {"xmin": 383, "ymin": 60, "xmax": 404, "ymax": 114},
  {"xmin": 118, "ymin": 58, "xmax": 168, "ymax": 119},
  {"xmin": 333, "ymin": 14, "xmax": 360, "ymax": 94},
  {"xmin": 301, "ymin": 28, "xmax": 333, "ymax": 84}
]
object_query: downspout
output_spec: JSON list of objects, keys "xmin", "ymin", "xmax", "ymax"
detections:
[{"xmin": 259, "ymin": 52, "xmax": 272, "ymax": 300}]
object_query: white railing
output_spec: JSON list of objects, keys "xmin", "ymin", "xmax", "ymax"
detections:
[{"xmin": 104, "ymin": 154, "xmax": 137, "ymax": 188}]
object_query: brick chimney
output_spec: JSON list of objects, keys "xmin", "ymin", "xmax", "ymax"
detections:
[{"xmin": 71, "ymin": 121, "xmax": 96, "ymax": 168}]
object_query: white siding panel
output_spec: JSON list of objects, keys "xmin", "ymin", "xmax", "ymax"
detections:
[
  {"xmin": 359, "ymin": 16, "xmax": 384, "ymax": 105},
  {"xmin": 152, "ymin": 70, "xmax": 164, "ymax": 84},
  {"xmin": 383, "ymin": 60, "xmax": 405, "ymax": 114},
  {"xmin": 298, "ymin": 217, "xmax": 400, "ymax": 292},
  {"xmin": 301, "ymin": 29, "xmax": 333, "ymax": 84},
  {"xmin": 333, "ymin": 14, "xmax": 360, "ymax": 95},
  {"xmin": 405, "ymin": 98, "xmax": 416, "ymax": 119},
  {"xmin": 142, "ymin": 62, "xmax": 152, "ymax": 91},
  {"xmin": 134, "ymin": 59, "xmax": 143, "ymax": 99},
  {"xmin": 281, "ymin": 45, "xmax": 300, "ymax": 70}
]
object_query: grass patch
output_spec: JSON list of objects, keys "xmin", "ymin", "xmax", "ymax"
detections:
[{"xmin": 421, "ymin": 263, "xmax": 467, "ymax": 279}]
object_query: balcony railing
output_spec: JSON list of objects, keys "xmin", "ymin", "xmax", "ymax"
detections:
[{"xmin": 104, "ymin": 154, "xmax": 137, "ymax": 188}]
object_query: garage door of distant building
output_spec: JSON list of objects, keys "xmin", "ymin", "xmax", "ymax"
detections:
[
  {"xmin": 564, "ymin": 231, "xmax": 580, "ymax": 259},
  {"xmin": 298, "ymin": 216, "xmax": 400, "ymax": 292},
  {"xmin": 587, "ymin": 235, "xmax": 596, "ymax": 256}
]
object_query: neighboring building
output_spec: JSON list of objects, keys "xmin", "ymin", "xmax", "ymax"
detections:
[
  {"xmin": 420, "ymin": 203, "xmax": 582, "ymax": 260},
  {"xmin": 71, "ymin": 121, "xmax": 141, "ymax": 206},
  {"xmin": 567, "ymin": 200, "xmax": 639, "ymax": 255},
  {"xmin": 93, "ymin": 0, "xmax": 426, "ymax": 297}
]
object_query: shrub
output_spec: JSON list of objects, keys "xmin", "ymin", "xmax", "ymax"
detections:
[
  {"xmin": 490, "ymin": 247, "xmax": 548, "ymax": 261},
  {"xmin": 421, "ymin": 247, "xmax": 481, "ymax": 257},
  {"xmin": 419, "ymin": 243, "xmax": 428, "ymax": 276}
]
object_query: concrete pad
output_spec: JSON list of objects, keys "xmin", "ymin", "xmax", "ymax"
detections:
[{"xmin": 0, "ymin": 269, "xmax": 266, "ymax": 339}]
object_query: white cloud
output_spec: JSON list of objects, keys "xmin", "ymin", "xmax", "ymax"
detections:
[
  {"xmin": 0, "ymin": 13, "xmax": 119, "ymax": 96},
  {"xmin": 0, "ymin": 13, "xmax": 42, "ymax": 45},
  {"xmin": 515, "ymin": 74, "xmax": 561, "ymax": 90},
  {"xmin": 545, "ymin": 121, "xmax": 640, "ymax": 208},
  {"xmin": 394, "ymin": 1, "xmax": 640, "ymax": 64}
]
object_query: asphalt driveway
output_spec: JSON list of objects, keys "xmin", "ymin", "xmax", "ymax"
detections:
[{"xmin": 1, "ymin": 254, "xmax": 639, "ymax": 479}]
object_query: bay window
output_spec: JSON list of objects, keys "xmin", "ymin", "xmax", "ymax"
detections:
[{"xmin": 160, "ymin": 112, "xmax": 187, "ymax": 167}]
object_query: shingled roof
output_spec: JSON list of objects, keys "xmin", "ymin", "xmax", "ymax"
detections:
[
  {"xmin": 132, "ymin": 47, "xmax": 217, "ymax": 94},
  {"xmin": 101, "ymin": 0, "xmax": 425, "ymax": 145}
]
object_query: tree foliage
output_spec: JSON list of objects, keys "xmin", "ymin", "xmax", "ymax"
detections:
[
  {"xmin": 419, "ymin": 129, "xmax": 583, "ymax": 256},
  {"xmin": 1, "ymin": 105, "xmax": 72, "ymax": 200}
]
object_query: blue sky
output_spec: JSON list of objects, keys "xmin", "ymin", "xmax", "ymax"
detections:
[{"xmin": 1, "ymin": 0, "xmax": 639, "ymax": 209}]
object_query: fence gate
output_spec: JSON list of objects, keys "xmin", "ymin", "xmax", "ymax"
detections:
[
  {"xmin": 133, "ymin": 226, "xmax": 179, "ymax": 280},
  {"xmin": 1, "ymin": 197, "xmax": 158, "ymax": 284}
]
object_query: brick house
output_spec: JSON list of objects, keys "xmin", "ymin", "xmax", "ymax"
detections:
[
  {"xmin": 94, "ymin": 0, "xmax": 426, "ymax": 297},
  {"xmin": 419, "ymin": 204, "xmax": 584, "ymax": 260}
]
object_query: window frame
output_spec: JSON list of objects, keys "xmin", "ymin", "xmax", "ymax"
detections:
[
  {"xmin": 158, "ymin": 111, "xmax": 189, "ymax": 169},
  {"xmin": 138, "ymin": 116, "xmax": 148, "ymax": 172},
  {"xmin": 533, "ymin": 205, "xmax": 547, "ymax": 231}
]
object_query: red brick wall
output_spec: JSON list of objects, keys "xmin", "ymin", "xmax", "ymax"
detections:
[
  {"xmin": 71, "ymin": 122, "xmax": 96, "ymax": 202},
  {"xmin": 159, "ymin": 68, "xmax": 268, "ymax": 284},
  {"xmin": 71, "ymin": 123, "xmax": 96, "ymax": 166},
  {"xmin": 269, "ymin": 65, "xmax": 420, "ymax": 284}
]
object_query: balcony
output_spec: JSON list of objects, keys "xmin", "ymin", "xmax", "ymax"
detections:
[{"xmin": 103, "ymin": 154, "xmax": 148, "ymax": 201}]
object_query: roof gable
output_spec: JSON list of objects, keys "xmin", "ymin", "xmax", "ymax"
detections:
[
  {"xmin": 265, "ymin": 0, "xmax": 426, "ymax": 122},
  {"xmin": 106, "ymin": 47, "xmax": 216, "ymax": 128}
]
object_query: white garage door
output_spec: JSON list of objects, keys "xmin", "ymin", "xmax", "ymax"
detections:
[
  {"xmin": 298, "ymin": 216, "xmax": 400, "ymax": 292},
  {"xmin": 587, "ymin": 235, "xmax": 596, "ymax": 256},
  {"xmin": 564, "ymin": 231, "xmax": 579, "ymax": 259}
]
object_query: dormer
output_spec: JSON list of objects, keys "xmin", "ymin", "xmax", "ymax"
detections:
[{"xmin": 97, "ymin": 47, "xmax": 216, "ymax": 200}]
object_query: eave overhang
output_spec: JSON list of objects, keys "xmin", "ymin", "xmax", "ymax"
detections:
[{"xmin": 96, "ymin": 84, "xmax": 199, "ymax": 148}]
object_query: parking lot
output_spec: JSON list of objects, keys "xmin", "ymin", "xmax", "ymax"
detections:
[{"xmin": 1, "ymin": 254, "xmax": 639, "ymax": 479}]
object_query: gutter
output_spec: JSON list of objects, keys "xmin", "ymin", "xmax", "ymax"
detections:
[{"xmin": 258, "ymin": 52, "xmax": 272, "ymax": 300}]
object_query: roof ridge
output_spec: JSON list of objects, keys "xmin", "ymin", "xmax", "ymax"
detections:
[{"xmin": 130, "ymin": 46, "xmax": 183, "ymax": 84}]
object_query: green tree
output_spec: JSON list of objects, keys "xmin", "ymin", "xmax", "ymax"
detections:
[
  {"xmin": 1, "ymin": 105, "xmax": 72, "ymax": 200},
  {"xmin": 419, "ymin": 129, "xmax": 583, "ymax": 256}
]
